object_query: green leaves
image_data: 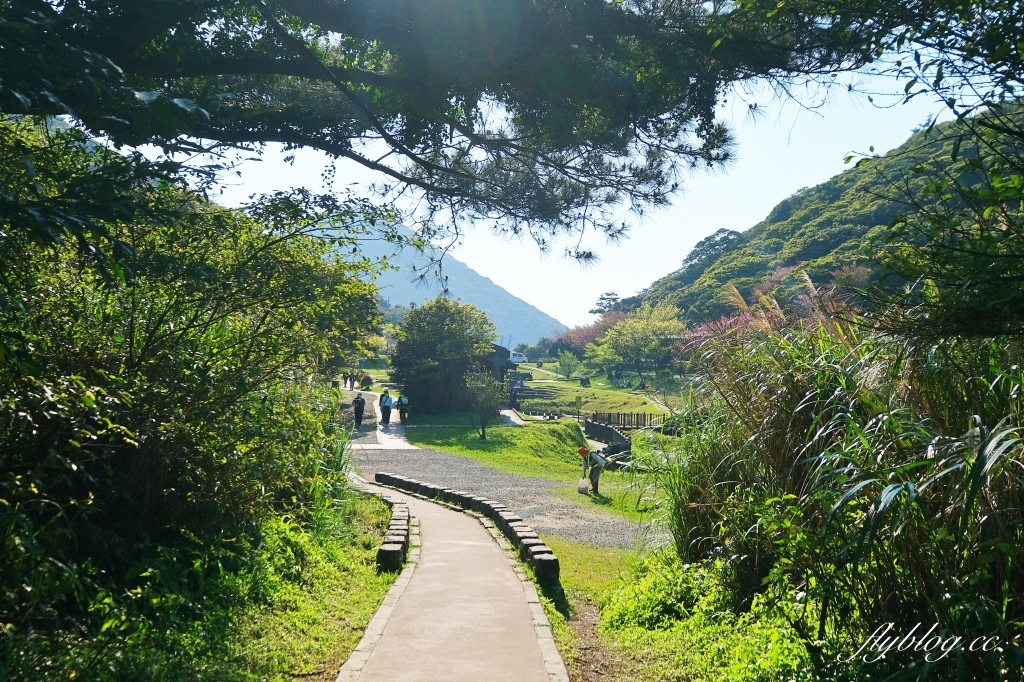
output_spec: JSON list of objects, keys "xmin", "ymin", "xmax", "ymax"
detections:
[
  {"xmin": 556, "ymin": 350, "xmax": 583, "ymax": 380},
  {"xmin": 389, "ymin": 297, "xmax": 496, "ymax": 412},
  {"xmin": 595, "ymin": 302, "xmax": 684, "ymax": 375},
  {"xmin": 0, "ymin": 120, "xmax": 384, "ymax": 678},
  {"xmin": 641, "ymin": 324, "xmax": 1024, "ymax": 676}
]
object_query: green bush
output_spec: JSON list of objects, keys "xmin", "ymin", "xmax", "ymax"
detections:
[
  {"xmin": 601, "ymin": 553, "xmax": 728, "ymax": 630},
  {"xmin": 637, "ymin": 323, "xmax": 1024, "ymax": 679},
  {"xmin": 0, "ymin": 120, "xmax": 387, "ymax": 679},
  {"xmin": 360, "ymin": 373, "xmax": 374, "ymax": 388},
  {"xmin": 600, "ymin": 552, "xmax": 812, "ymax": 682}
]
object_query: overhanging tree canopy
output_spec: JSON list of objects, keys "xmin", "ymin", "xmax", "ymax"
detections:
[{"xmin": 1, "ymin": 0, "xmax": 858, "ymax": 249}]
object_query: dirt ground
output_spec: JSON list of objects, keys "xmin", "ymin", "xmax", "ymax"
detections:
[{"xmin": 564, "ymin": 599, "xmax": 636, "ymax": 682}]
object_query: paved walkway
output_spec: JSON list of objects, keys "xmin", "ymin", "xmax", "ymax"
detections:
[
  {"xmin": 340, "ymin": 486, "xmax": 563, "ymax": 681},
  {"xmin": 348, "ymin": 390, "xmax": 419, "ymax": 450},
  {"xmin": 500, "ymin": 408, "xmax": 526, "ymax": 425}
]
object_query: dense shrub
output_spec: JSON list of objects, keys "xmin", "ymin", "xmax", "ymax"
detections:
[
  {"xmin": 601, "ymin": 553, "xmax": 727, "ymax": 630},
  {"xmin": 600, "ymin": 552, "xmax": 811, "ymax": 681},
  {"xmin": 0, "ymin": 121, "xmax": 386, "ymax": 678},
  {"xmin": 638, "ymin": 323, "xmax": 1024, "ymax": 679}
]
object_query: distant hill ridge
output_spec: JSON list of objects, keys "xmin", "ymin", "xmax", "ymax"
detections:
[
  {"xmin": 359, "ymin": 230, "xmax": 567, "ymax": 345},
  {"xmin": 623, "ymin": 117, "xmax": 968, "ymax": 320}
]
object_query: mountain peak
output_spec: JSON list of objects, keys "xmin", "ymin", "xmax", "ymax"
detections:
[{"xmin": 359, "ymin": 233, "xmax": 567, "ymax": 344}]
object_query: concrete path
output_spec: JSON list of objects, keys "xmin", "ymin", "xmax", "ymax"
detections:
[
  {"xmin": 349, "ymin": 391, "xmax": 418, "ymax": 450},
  {"xmin": 341, "ymin": 486, "xmax": 563, "ymax": 681},
  {"xmin": 500, "ymin": 408, "xmax": 526, "ymax": 426}
]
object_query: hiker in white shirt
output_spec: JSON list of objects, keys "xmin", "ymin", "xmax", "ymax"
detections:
[{"xmin": 379, "ymin": 389, "xmax": 394, "ymax": 426}]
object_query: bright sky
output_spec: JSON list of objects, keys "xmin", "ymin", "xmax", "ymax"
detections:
[{"xmin": 215, "ymin": 77, "xmax": 947, "ymax": 327}]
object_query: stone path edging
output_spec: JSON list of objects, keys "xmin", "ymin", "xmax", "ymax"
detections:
[
  {"xmin": 336, "ymin": 487, "xmax": 422, "ymax": 682},
  {"xmin": 375, "ymin": 499, "xmax": 411, "ymax": 570},
  {"xmin": 373, "ymin": 472, "xmax": 561, "ymax": 585}
]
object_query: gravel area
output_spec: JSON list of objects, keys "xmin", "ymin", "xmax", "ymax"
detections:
[
  {"xmin": 348, "ymin": 424, "xmax": 379, "ymax": 445},
  {"xmin": 351, "ymin": 447, "xmax": 665, "ymax": 549},
  {"xmin": 340, "ymin": 390, "xmax": 378, "ymax": 444}
]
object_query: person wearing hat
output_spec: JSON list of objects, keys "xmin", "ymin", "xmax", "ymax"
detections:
[
  {"xmin": 578, "ymin": 445, "xmax": 606, "ymax": 495},
  {"xmin": 379, "ymin": 388, "xmax": 394, "ymax": 426}
]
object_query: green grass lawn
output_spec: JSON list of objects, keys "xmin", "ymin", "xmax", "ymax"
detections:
[
  {"xmin": 222, "ymin": 493, "xmax": 396, "ymax": 681},
  {"xmin": 403, "ymin": 419, "xmax": 587, "ymax": 479},
  {"xmin": 531, "ymin": 361, "xmax": 559, "ymax": 373},
  {"xmin": 540, "ymin": 535, "xmax": 634, "ymax": 597},
  {"xmin": 520, "ymin": 380, "xmax": 667, "ymax": 415},
  {"xmin": 527, "ymin": 363, "xmax": 560, "ymax": 377},
  {"xmin": 403, "ymin": 419, "xmax": 656, "ymax": 523},
  {"xmin": 404, "ymin": 411, "xmax": 477, "ymax": 427},
  {"xmin": 361, "ymin": 368, "xmax": 390, "ymax": 383},
  {"xmin": 550, "ymin": 476, "xmax": 655, "ymax": 524}
]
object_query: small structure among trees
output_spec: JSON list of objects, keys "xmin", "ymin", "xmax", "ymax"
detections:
[
  {"xmin": 474, "ymin": 343, "xmax": 519, "ymax": 382},
  {"xmin": 389, "ymin": 297, "xmax": 517, "ymax": 413}
]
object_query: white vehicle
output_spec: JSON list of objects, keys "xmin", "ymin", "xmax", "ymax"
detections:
[{"xmin": 509, "ymin": 351, "xmax": 528, "ymax": 363}]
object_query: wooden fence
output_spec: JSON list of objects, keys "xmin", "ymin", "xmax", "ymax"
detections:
[
  {"xmin": 589, "ymin": 412, "xmax": 668, "ymax": 429},
  {"xmin": 583, "ymin": 418, "xmax": 629, "ymax": 445}
]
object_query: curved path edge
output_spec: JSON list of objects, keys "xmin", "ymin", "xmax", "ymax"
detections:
[
  {"xmin": 342, "ymin": 475, "xmax": 569, "ymax": 679},
  {"xmin": 336, "ymin": 496, "xmax": 421, "ymax": 681}
]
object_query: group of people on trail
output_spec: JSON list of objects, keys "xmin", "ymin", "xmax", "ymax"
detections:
[
  {"xmin": 378, "ymin": 388, "xmax": 410, "ymax": 426},
  {"xmin": 350, "ymin": 388, "xmax": 410, "ymax": 429},
  {"xmin": 341, "ymin": 373, "xmax": 362, "ymax": 390}
]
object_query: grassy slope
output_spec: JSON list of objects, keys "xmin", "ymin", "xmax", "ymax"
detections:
[
  {"xmin": 234, "ymin": 495, "xmax": 395, "ymax": 680},
  {"xmin": 404, "ymin": 419, "xmax": 587, "ymax": 478},
  {"xmin": 538, "ymin": 538, "xmax": 810, "ymax": 682},
  {"xmin": 403, "ymin": 420, "xmax": 652, "ymax": 523},
  {"xmin": 533, "ymin": 536, "xmax": 635, "ymax": 679},
  {"xmin": 629, "ymin": 118, "xmax": 964, "ymax": 319},
  {"xmin": 404, "ymin": 411, "xmax": 478, "ymax": 426},
  {"xmin": 362, "ymin": 368, "xmax": 390, "ymax": 382},
  {"xmin": 173, "ymin": 493, "xmax": 396, "ymax": 681},
  {"xmin": 520, "ymin": 379, "xmax": 666, "ymax": 415}
]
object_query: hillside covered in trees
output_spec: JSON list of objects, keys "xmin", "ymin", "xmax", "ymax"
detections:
[{"xmin": 622, "ymin": 115, "xmax": 973, "ymax": 319}]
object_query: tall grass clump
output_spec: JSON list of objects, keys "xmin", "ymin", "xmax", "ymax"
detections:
[{"xmin": 636, "ymin": 322, "xmax": 1024, "ymax": 680}]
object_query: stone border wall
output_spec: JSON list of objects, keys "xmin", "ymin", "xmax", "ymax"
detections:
[
  {"xmin": 375, "ymin": 500, "xmax": 411, "ymax": 571},
  {"xmin": 373, "ymin": 472, "xmax": 561, "ymax": 586},
  {"xmin": 337, "ymin": 501, "xmax": 421, "ymax": 682}
]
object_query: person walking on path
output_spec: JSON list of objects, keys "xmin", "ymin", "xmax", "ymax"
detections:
[
  {"xmin": 397, "ymin": 393, "xmax": 410, "ymax": 425},
  {"xmin": 353, "ymin": 393, "xmax": 366, "ymax": 428},
  {"xmin": 379, "ymin": 388, "xmax": 394, "ymax": 426},
  {"xmin": 578, "ymin": 445, "xmax": 606, "ymax": 495}
]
